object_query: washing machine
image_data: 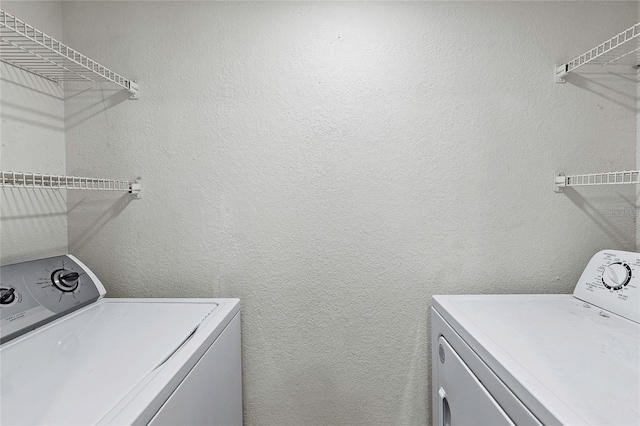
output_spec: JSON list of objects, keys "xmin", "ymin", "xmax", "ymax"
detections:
[
  {"xmin": 431, "ymin": 249, "xmax": 640, "ymax": 426},
  {"xmin": 0, "ymin": 254, "xmax": 242, "ymax": 425}
]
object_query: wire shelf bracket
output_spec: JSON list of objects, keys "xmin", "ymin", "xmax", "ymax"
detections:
[
  {"xmin": 0, "ymin": 171, "xmax": 143, "ymax": 198},
  {"xmin": 555, "ymin": 22, "xmax": 640, "ymax": 83},
  {"xmin": 554, "ymin": 171, "xmax": 640, "ymax": 192},
  {"xmin": 0, "ymin": 9, "xmax": 139, "ymax": 99}
]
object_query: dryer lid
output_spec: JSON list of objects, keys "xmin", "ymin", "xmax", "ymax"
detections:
[{"xmin": 0, "ymin": 300, "xmax": 218, "ymax": 426}]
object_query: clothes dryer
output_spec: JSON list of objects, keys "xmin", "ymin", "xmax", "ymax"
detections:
[{"xmin": 432, "ymin": 250, "xmax": 639, "ymax": 426}]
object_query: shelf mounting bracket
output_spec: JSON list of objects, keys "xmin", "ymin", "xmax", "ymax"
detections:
[
  {"xmin": 129, "ymin": 179, "xmax": 143, "ymax": 198},
  {"xmin": 128, "ymin": 81, "xmax": 140, "ymax": 100},
  {"xmin": 555, "ymin": 64, "xmax": 568, "ymax": 84},
  {"xmin": 554, "ymin": 174, "xmax": 567, "ymax": 192}
]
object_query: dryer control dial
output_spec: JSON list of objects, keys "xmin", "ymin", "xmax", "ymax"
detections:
[
  {"xmin": 602, "ymin": 262, "xmax": 632, "ymax": 290},
  {"xmin": 573, "ymin": 250, "xmax": 639, "ymax": 324},
  {"xmin": 51, "ymin": 269, "xmax": 80, "ymax": 292}
]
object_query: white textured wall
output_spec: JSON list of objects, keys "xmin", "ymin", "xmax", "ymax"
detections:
[
  {"xmin": 0, "ymin": 1, "xmax": 66, "ymax": 265},
  {"xmin": 62, "ymin": 2, "xmax": 637, "ymax": 425}
]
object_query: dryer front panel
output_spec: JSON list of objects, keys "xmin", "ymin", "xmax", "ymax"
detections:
[{"xmin": 435, "ymin": 336, "xmax": 514, "ymax": 426}]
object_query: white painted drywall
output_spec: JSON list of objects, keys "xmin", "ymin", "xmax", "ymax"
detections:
[
  {"xmin": 60, "ymin": 2, "xmax": 636, "ymax": 425},
  {"xmin": 0, "ymin": 1, "xmax": 67, "ymax": 265}
]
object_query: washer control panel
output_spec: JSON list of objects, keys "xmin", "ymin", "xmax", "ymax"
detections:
[
  {"xmin": 573, "ymin": 250, "xmax": 639, "ymax": 323},
  {"xmin": 0, "ymin": 255, "xmax": 105, "ymax": 344}
]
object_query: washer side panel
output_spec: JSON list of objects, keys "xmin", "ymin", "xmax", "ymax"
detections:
[{"xmin": 147, "ymin": 313, "xmax": 242, "ymax": 425}]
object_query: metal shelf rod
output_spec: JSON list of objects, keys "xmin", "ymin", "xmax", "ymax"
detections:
[
  {"xmin": 554, "ymin": 170, "xmax": 639, "ymax": 192},
  {"xmin": 0, "ymin": 9, "xmax": 139, "ymax": 98},
  {"xmin": 0, "ymin": 171, "xmax": 142, "ymax": 198},
  {"xmin": 0, "ymin": 36, "xmax": 93, "ymax": 83},
  {"xmin": 555, "ymin": 22, "xmax": 640, "ymax": 83}
]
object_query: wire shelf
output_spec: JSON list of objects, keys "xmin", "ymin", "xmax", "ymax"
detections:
[
  {"xmin": 555, "ymin": 22, "xmax": 640, "ymax": 82},
  {"xmin": 0, "ymin": 9, "xmax": 139, "ymax": 98},
  {"xmin": 554, "ymin": 170, "xmax": 639, "ymax": 192},
  {"xmin": 0, "ymin": 171, "xmax": 142, "ymax": 197}
]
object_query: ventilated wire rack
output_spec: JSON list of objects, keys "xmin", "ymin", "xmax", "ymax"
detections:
[
  {"xmin": 556, "ymin": 22, "xmax": 640, "ymax": 82},
  {"xmin": 0, "ymin": 171, "xmax": 142, "ymax": 197},
  {"xmin": 0, "ymin": 9, "xmax": 138, "ymax": 98},
  {"xmin": 554, "ymin": 171, "xmax": 640, "ymax": 192}
]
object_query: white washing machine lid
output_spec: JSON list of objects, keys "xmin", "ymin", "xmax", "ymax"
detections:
[
  {"xmin": 0, "ymin": 299, "xmax": 220, "ymax": 426},
  {"xmin": 433, "ymin": 294, "xmax": 640, "ymax": 426}
]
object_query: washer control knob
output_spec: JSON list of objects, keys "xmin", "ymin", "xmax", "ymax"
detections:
[
  {"xmin": 0, "ymin": 287, "xmax": 16, "ymax": 305},
  {"xmin": 602, "ymin": 262, "xmax": 632, "ymax": 291},
  {"xmin": 51, "ymin": 269, "xmax": 80, "ymax": 293}
]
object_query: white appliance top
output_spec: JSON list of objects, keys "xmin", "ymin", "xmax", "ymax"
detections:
[
  {"xmin": 433, "ymin": 294, "xmax": 640, "ymax": 426},
  {"xmin": 0, "ymin": 299, "xmax": 218, "ymax": 425}
]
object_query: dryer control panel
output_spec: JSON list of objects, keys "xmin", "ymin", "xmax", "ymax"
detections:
[
  {"xmin": 0, "ymin": 255, "xmax": 105, "ymax": 344},
  {"xmin": 573, "ymin": 250, "xmax": 639, "ymax": 324}
]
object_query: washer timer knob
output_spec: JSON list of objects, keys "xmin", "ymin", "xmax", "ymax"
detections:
[
  {"xmin": 602, "ymin": 262, "xmax": 632, "ymax": 291},
  {"xmin": 51, "ymin": 269, "xmax": 80, "ymax": 293},
  {"xmin": 0, "ymin": 287, "xmax": 16, "ymax": 305}
]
